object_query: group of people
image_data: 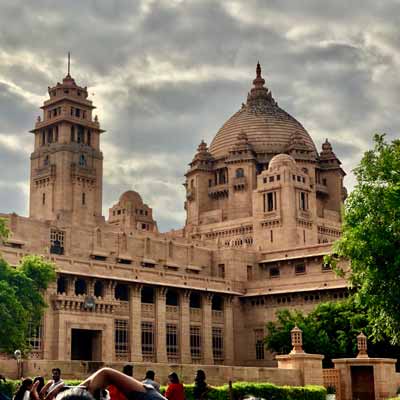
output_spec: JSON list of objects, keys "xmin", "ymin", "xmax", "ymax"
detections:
[{"xmin": 11, "ymin": 366, "xmax": 210, "ymax": 400}]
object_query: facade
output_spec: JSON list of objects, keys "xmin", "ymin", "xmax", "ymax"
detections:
[{"xmin": 0, "ymin": 63, "xmax": 348, "ymax": 367}]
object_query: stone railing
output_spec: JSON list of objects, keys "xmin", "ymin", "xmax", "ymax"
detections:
[
  {"xmin": 115, "ymin": 301, "xmax": 129, "ymax": 315},
  {"xmin": 51, "ymin": 293, "xmax": 119, "ymax": 314},
  {"xmin": 166, "ymin": 305, "xmax": 179, "ymax": 320},
  {"xmin": 141, "ymin": 303, "xmax": 155, "ymax": 318},
  {"xmin": 190, "ymin": 307, "xmax": 202, "ymax": 322},
  {"xmin": 212, "ymin": 310, "xmax": 224, "ymax": 323}
]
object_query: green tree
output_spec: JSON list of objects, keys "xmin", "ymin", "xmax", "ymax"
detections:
[
  {"xmin": 329, "ymin": 134, "xmax": 400, "ymax": 343},
  {"xmin": 265, "ymin": 298, "xmax": 400, "ymax": 367},
  {"xmin": 0, "ymin": 218, "xmax": 56, "ymax": 353}
]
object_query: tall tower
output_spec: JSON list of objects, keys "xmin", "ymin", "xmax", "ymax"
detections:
[{"xmin": 29, "ymin": 57, "xmax": 104, "ymax": 225}]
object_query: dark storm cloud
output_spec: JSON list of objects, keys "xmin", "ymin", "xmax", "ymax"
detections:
[{"xmin": 1, "ymin": 0, "xmax": 400, "ymax": 230}]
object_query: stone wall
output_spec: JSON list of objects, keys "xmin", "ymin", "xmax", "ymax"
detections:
[{"xmin": 0, "ymin": 359, "xmax": 302, "ymax": 386}]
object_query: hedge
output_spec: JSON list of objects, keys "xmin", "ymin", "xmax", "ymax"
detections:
[{"xmin": 0, "ymin": 380, "xmax": 326, "ymax": 400}]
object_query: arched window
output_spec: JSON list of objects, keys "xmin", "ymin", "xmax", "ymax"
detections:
[
  {"xmin": 79, "ymin": 154, "xmax": 86, "ymax": 167},
  {"xmin": 115, "ymin": 283, "xmax": 129, "ymax": 301},
  {"xmin": 57, "ymin": 276, "xmax": 67, "ymax": 294},
  {"xmin": 94, "ymin": 280, "xmax": 104, "ymax": 298},
  {"xmin": 212, "ymin": 294, "xmax": 223, "ymax": 311},
  {"xmin": 166, "ymin": 289, "xmax": 179, "ymax": 306},
  {"xmin": 236, "ymin": 168, "xmax": 244, "ymax": 178},
  {"xmin": 141, "ymin": 286, "xmax": 154, "ymax": 304},
  {"xmin": 189, "ymin": 292, "xmax": 201, "ymax": 308},
  {"xmin": 75, "ymin": 279, "xmax": 87, "ymax": 296}
]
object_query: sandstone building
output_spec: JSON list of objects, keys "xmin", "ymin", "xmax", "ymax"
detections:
[{"xmin": 0, "ymin": 63, "xmax": 348, "ymax": 367}]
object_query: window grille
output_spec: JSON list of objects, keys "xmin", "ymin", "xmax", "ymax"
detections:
[
  {"xmin": 295, "ymin": 263, "xmax": 306, "ymax": 274},
  {"xmin": 50, "ymin": 229, "xmax": 65, "ymax": 255},
  {"xmin": 141, "ymin": 322, "xmax": 155, "ymax": 359},
  {"xmin": 264, "ymin": 191, "xmax": 277, "ymax": 212},
  {"xmin": 254, "ymin": 329, "xmax": 265, "ymax": 360},
  {"xmin": 115, "ymin": 319, "xmax": 129, "ymax": 359},
  {"xmin": 28, "ymin": 321, "xmax": 42, "ymax": 352},
  {"xmin": 166, "ymin": 324, "xmax": 179, "ymax": 358},
  {"xmin": 212, "ymin": 327, "xmax": 224, "ymax": 361},
  {"xmin": 190, "ymin": 326, "xmax": 202, "ymax": 360}
]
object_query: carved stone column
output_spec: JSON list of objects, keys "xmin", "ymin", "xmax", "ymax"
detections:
[
  {"xmin": 156, "ymin": 287, "xmax": 168, "ymax": 363},
  {"xmin": 180, "ymin": 290, "xmax": 191, "ymax": 364},
  {"xmin": 130, "ymin": 284, "xmax": 143, "ymax": 362},
  {"xmin": 202, "ymin": 293, "xmax": 214, "ymax": 364},
  {"xmin": 224, "ymin": 296, "xmax": 234, "ymax": 365}
]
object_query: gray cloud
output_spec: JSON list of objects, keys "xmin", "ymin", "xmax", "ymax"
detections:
[{"xmin": 1, "ymin": 0, "xmax": 400, "ymax": 230}]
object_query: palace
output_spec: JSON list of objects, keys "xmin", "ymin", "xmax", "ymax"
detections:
[{"xmin": 0, "ymin": 63, "xmax": 348, "ymax": 368}]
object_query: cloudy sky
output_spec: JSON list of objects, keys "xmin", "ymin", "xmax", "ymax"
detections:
[{"xmin": 1, "ymin": 0, "xmax": 400, "ymax": 231}]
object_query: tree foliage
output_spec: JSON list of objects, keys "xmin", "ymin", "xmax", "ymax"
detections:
[
  {"xmin": 0, "ymin": 218, "xmax": 56, "ymax": 353},
  {"xmin": 265, "ymin": 298, "xmax": 400, "ymax": 367},
  {"xmin": 328, "ymin": 134, "xmax": 400, "ymax": 343}
]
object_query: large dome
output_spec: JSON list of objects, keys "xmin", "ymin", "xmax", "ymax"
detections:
[{"xmin": 209, "ymin": 63, "xmax": 317, "ymax": 159}]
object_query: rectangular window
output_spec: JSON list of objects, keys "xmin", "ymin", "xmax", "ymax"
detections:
[
  {"xmin": 166, "ymin": 324, "xmax": 179, "ymax": 359},
  {"xmin": 190, "ymin": 326, "xmax": 202, "ymax": 360},
  {"xmin": 50, "ymin": 229, "xmax": 65, "ymax": 255},
  {"xmin": 218, "ymin": 264, "xmax": 225, "ymax": 278},
  {"xmin": 269, "ymin": 176, "xmax": 274, "ymax": 182},
  {"xmin": 75, "ymin": 108, "xmax": 81, "ymax": 117},
  {"xmin": 28, "ymin": 321, "xmax": 43, "ymax": 352},
  {"xmin": 247, "ymin": 265, "xmax": 253, "ymax": 280},
  {"xmin": 212, "ymin": 327, "xmax": 224, "ymax": 361},
  {"xmin": 82, "ymin": 192, "xmax": 86, "ymax": 205},
  {"xmin": 277, "ymin": 175, "xmax": 280, "ymax": 181},
  {"xmin": 300, "ymin": 192, "xmax": 308, "ymax": 211},
  {"xmin": 42, "ymin": 193, "xmax": 46, "ymax": 205},
  {"xmin": 264, "ymin": 191, "xmax": 276, "ymax": 212},
  {"xmin": 114, "ymin": 319, "xmax": 129, "ymax": 359},
  {"xmin": 254, "ymin": 329, "xmax": 265, "ymax": 360},
  {"xmin": 295, "ymin": 263, "xmax": 306, "ymax": 274},
  {"xmin": 141, "ymin": 322, "xmax": 155, "ymax": 359},
  {"xmin": 270, "ymin": 267, "xmax": 280, "ymax": 278}
]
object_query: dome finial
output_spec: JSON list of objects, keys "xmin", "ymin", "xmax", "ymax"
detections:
[{"xmin": 253, "ymin": 61, "xmax": 265, "ymax": 88}]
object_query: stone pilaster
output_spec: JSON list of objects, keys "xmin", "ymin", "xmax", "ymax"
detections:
[
  {"xmin": 87, "ymin": 279, "xmax": 95, "ymax": 296},
  {"xmin": 180, "ymin": 290, "xmax": 191, "ymax": 364},
  {"xmin": 130, "ymin": 284, "xmax": 143, "ymax": 362},
  {"xmin": 42, "ymin": 281, "xmax": 56, "ymax": 359},
  {"xmin": 67, "ymin": 276, "xmax": 76, "ymax": 296},
  {"xmin": 224, "ymin": 296, "xmax": 234, "ymax": 365},
  {"xmin": 202, "ymin": 293, "xmax": 213, "ymax": 364},
  {"xmin": 156, "ymin": 287, "xmax": 168, "ymax": 363}
]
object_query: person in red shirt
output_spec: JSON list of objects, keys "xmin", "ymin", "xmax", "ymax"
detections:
[{"xmin": 165, "ymin": 373, "xmax": 185, "ymax": 400}]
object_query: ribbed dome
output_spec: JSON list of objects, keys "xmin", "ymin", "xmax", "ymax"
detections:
[
  {"xmin": 209, "ymin": 63, "xmax": 317, "ymax": 159},
  {"xmin": 269, "ymin": 153, "xmax": 296, "ymax": 170},
  {"xmin": 119, "ymin": 190, "xmax": 143, "ymax": 204}
]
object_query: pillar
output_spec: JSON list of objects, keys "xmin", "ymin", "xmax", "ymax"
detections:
[
  {"xmin": 202, "ymin": 293, "xmax": 213, "ymax": 364},
  {"xmin": 130, "ymin": 284, "xmax": 142, "ymax": 362},
  {"xmin": 180, "ymin": 290, "xmax": 191, "ymax": 364},
  {"xmin": 156, "ymin": 287, "xmax": 168, "ymax": 363},
  {"xmin": 224, "ymin": 296, "xmax": 234, "ymax": 365}
]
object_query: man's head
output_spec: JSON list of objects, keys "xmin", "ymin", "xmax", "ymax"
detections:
[
  {"xmin": 145, "ymin": 370, "xmax": 155, "ymax": 380},
  {"xmin": 52, "ymin": 368, "xmax": 61, "ymax": 382},
  {"xmin": 56, "ymin": 387, "xmax": 94, "ymax": 400},
  {"xmin": 122, "ymin": 365, "xmax": 133, "ymax": 377}
]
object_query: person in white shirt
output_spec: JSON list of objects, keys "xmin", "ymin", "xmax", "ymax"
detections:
[
  {"xmin": 40, "ymin": 368, "xmax": 65, "ymax": 400},
  {"xmin": 142, "ymin": 371, "xmax": 160, "ymax": 392}
]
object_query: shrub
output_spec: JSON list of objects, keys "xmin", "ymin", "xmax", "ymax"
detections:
[{"xmin": 0, "ymin": 380, "xmax": 326, "ymax": 400}]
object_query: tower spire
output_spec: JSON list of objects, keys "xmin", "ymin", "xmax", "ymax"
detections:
[{"xmin": 67, "ymin": 52, "xmax": 71, "ymax": 77}]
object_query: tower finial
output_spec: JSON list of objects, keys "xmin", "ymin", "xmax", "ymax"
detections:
[
  {"xmin": 67, "ymin": 52, "xmax": 71, "ymax": 76},
  {"xmin": 256, "ymin": 61, "xmax": 261, "ymax": 78}
]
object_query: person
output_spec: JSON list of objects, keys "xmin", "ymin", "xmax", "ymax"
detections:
[
  {"xmin": 164, "ymin": 373, "xmax": 185, "ymax": 400},
  {"xmin": 108, "ymin": 365, "xmax": 133, "ymax": 400},
  {"xmin": 32, "ymin": 377, "xmax": 44, "ymax": 399},
  {"xmin": 193, "ymin": 370, "xmax": 208, "ymax": 400},
  {"xmin": 37, "ymin": 368, "xmax": 166, "ymax": 400},
  {"xmin": 13, "ymin": 378, "xmax": 33, "ymax": 400},
  {"xmin": 40, "ymin": 368, "xmax": 64, "ymax": 400},
  {"xmin": 141, "ymin": 372, "xmax": 160, "ymax": 393}
]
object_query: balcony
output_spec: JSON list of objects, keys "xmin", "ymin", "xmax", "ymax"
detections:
[
  {"xmin": 166, "ymin": 305, "xmax": 179, "ymax": 320},
  {"xmin": 212, "ymin": 309, "xmax": 224, "ymax": 323},
  {"xmin": 190, "ymin": 307, "xmax": 202, "ymax": 322},
  {"xmin": 316, "ymin": 183, "xmax": 329, "ymax": 196},
  {"xmin": 232, "ymin": 176, "xmax": 247, "ymax": 191},
  {"xmin": 208, "ymin": 183, "xmax": 229, "ymax": 198},
  {"xmin": 141, "ymin": 303, "xmax": 155, "ymax": 318},
  {"xmin": 186, "ymin": 188, "xmax": 195, "ymax": 201}
]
